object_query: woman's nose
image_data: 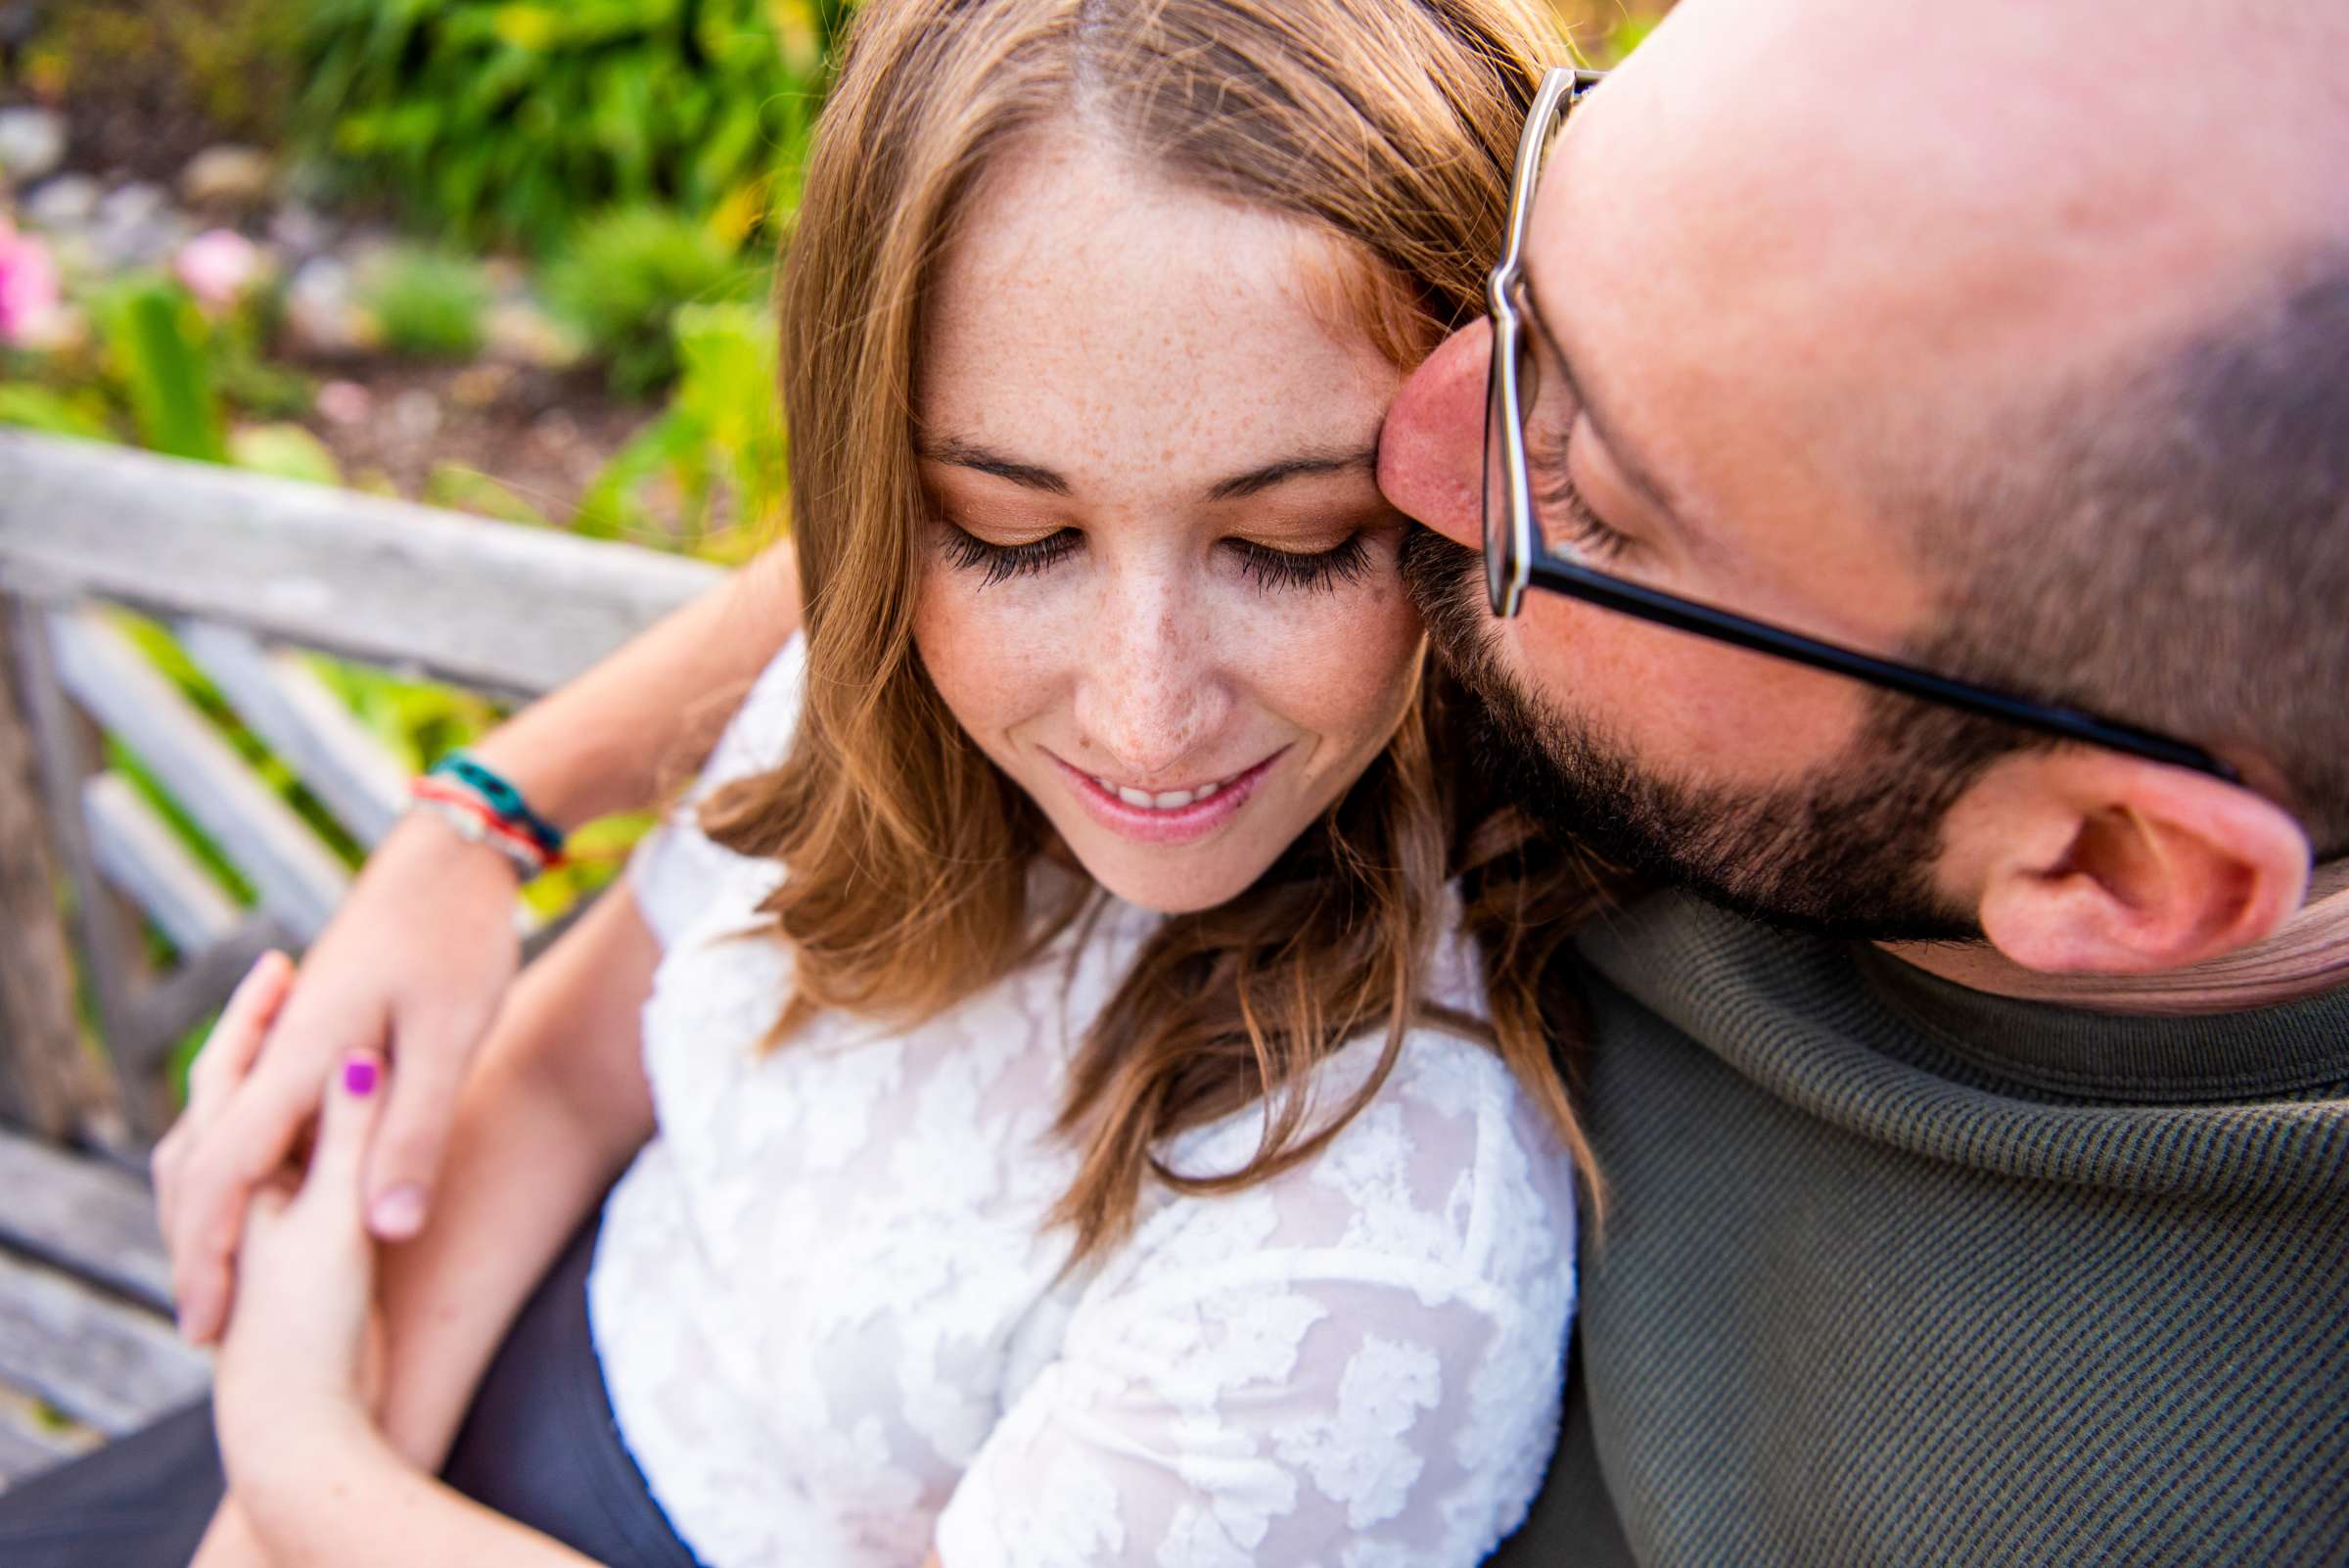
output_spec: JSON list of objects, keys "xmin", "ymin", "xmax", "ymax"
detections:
[{"xmin": 1071, "ymin": 580, "xmax": 1230, "ymax": 780}]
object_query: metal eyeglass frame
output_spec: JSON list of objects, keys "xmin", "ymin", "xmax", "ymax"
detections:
[{"xmin": 1483, "ymin": 66, "xmax": 2239, "ymax": 784}]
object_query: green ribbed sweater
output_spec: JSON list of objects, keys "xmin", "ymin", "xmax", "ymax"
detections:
[{"xmin": 1494, "ymin": 894, "xmax": 2349, "ymax": 1567}]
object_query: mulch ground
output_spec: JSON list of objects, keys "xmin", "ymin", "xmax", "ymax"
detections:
[{"xmin": 280, "ymin": 354, "xmax": 653, "ymax": 524}]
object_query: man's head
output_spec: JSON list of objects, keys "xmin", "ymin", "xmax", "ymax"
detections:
[{"xmin": 1381, "ymin": 0, "xmax": 2349, "ymax": 973}]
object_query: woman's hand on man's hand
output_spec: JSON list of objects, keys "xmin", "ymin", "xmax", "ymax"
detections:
[{"xmin": 152, "ymin": 811, "xmax": 522, "ymax": 1345}]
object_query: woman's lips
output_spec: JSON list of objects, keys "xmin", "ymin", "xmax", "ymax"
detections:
[{"xmin": 1048, "ymin": 749, "xmax": 1286, "ymax": 847}]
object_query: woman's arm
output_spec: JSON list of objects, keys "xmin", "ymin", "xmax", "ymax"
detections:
[
  {"xmin": 238, "ymin": 1418, "xmax": 607, "ymax": 1568},
  {"xmin": 472, "ymin": 541, "xmax": 801, "ymax": 827},
  {"xmin": 159, "ymin": 542, "xmax": 799, "ymax": 1346}
]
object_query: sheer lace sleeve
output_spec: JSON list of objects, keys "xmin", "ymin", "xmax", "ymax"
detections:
[
  {"xmin": 933, "ymin": 1030, "xmax": 1578, "ymax": 1568},
  {"xmin": 625, "ymin": 633, "xmax": 807, "ymax": 949}
]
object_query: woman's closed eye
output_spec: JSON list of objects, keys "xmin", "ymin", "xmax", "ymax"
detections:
[
  {"xmin": 940, "ymin": 524, "xmax": 1082, "ymax": 585},
  {"xmin": 939, "ymin": 522, "xmax": 1376, "ymax": 593}
]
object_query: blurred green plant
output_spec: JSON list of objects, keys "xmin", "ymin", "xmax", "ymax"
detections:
[
  {"xmin": 355, "ymin": 249, "xmax": 491, "ymax": 359},
  {"xmin": 92, "ymin": 278, "xmax": 230, "ymax": 463},
  {"xmin": 11, "ymin": 0, "xmax": 303, "ymax": 144},
  {"xmin": 297, "ymin": 0, "xmax": 855, "ymax": 254},
  {"xmin": 544, "ymin": 206, "xmax": 763, "ymax": 398},
  {"xmin": 578, "ymin": 300, "xmax": 785, "ymax": 560}
]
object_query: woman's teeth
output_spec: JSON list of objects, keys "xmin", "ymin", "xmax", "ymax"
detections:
[{"xmin": 1094, "ymin": 775, "xmax": 1227, "ymax": 810}]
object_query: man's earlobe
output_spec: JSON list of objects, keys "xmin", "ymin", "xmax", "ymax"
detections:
[{"xmin": 1964, "ymin": 752, "xmax": 2313, "ymax": 976}]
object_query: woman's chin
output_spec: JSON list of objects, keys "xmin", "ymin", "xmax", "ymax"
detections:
[{"xmin": 1066, "ymin": 836, "xmax": 1278, "ymax": 915}]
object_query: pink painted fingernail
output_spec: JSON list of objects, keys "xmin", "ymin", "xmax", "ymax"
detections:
[
  {"xmin": 371, "ymin": 1184, "xmax": 426, "ymax": 1237},
  {"xmin": 343, "ymin": 1057, "xmax": 379, "ymax": 1097}
]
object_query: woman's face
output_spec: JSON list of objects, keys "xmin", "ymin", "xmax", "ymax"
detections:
[{"xmin": 913, "ymin": 127, "xmax": 1424, "ymax": 914}]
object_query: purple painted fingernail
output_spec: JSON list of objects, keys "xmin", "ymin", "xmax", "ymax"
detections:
[{"xmin": 343, "ymin": 1057, "xmax": 378, "ymax": 1097}]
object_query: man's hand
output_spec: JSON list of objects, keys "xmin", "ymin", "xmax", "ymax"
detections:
[{"xmin": 153, "ymin": 811, "xmax": 523, "ymax": 1344}]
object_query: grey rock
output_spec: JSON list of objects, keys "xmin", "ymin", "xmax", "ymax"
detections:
[
  {"xmin": 88, "ymin": 181, "xmax": 191, "ymax": 269},
  {"xmin": 286, "ymin": 255, "xmax": 362, "ymax": 352},
  {"xmin": 181, "ymin": 145, "xmax": 276, "ymax": 210},
  {"xmin": 390, "ymin": 388, "xmax": 442, "ymax": 440},
  {"xmin": 0, "ymin": 106, "xmax": 65, "ymax": 182},
  {"xmin": 266, "ymin": 201, "xmax": 333, "ymax": 261},
  {"xmin": 23, "ymin": 172, "xmax": 102, "ymax": 232}
]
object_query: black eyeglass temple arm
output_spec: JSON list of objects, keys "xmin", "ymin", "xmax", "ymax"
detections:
[{"xmin": 1520, "ymin": 555, "xmax": 2241, "ymax": 783}]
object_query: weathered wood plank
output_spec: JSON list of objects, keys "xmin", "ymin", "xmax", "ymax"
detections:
[
  {"xmin": 122, "ymin": 912, "xmax": 285, "ymax": 1073},
  {"xmin": 48, "ymin": 611, "xmax": 350, "ymax": 943},
  {"xmin": 0, "ymin": 1249, "xmax": 207, "ymax": 1437},
  {"xmin": 0, "ymin": 433, "xmax": 723, "ymax": 698},
  {"xmin": 0, "ymin": 607, "xmax": 90, "ymax": 1138},
  {"xmin": 175, "ymin": 623, "xmax": 408, "ymax": 846},
  {"xmin": 0, "ymin": 1127, "xmax": 173, "ymax": 1314},
  {"xmin": 10, "ymin": 602, "xmax": 138, "ymax": 1141},
  {"xmin": 83, "ymin": 772, "xmax": 243, "ymax": 957}
]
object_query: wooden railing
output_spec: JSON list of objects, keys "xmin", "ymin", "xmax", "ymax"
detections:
[{"xmin": 0, "ymin": 431, "xmax": 725, "ymax": 1156}]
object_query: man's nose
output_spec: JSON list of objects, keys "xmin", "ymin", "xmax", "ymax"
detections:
[
  {"xmin": 1378, "ymin": 318, "xmax": 1489, "ymax": 551},
  {"xmin": 1072, "ymin": 580, "xmax": 1229, "ymax": 780}
]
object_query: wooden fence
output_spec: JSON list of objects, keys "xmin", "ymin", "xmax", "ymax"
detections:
[{"xmin": 0, "ymin": 430, "xmax": 724, "ymax": 1486}]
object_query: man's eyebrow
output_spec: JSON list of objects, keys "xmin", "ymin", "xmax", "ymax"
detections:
[
  {"xmin": 1520, "ymin": 275, "xmax": 1684, "ymax": 521},
  {"xmin": 1206, "ymin": 445, "xmax": 1379, "ymax": 501},
  {"xmin": 920, "ymin": 438, "xmax": 1071, "ymax": 495}
]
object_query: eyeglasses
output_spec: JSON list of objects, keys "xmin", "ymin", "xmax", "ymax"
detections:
[{"xmin": 1483, "ymin": 67, "xmax": 2238, "ymax": 783}]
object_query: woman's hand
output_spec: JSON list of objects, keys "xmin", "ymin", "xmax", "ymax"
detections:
[
  {"xmin": 154, "ymin": 811, "xmax": 523, "ymax": 1345},
  {"xmin": 211, "ymin": 1031, "xmax": 393, "ymax": 1491}
]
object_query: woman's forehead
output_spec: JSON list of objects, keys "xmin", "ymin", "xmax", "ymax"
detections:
[{"xmin": 918, "ymin": 129, "xmax": 1405, "ymax": 497}]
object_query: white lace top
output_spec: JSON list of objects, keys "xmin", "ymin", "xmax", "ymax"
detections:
[{"xmin": 587, "ymin": 637, "xmax": 1578, "ymax": 1568}]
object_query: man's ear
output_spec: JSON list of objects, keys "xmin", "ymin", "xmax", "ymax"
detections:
[{"xmin": 1941, "ymin": 749, "xmax": 2314, "ymax": 975}]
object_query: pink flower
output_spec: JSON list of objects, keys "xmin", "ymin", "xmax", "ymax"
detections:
[
  {"xmin": 174, "ymin": 228, "xmax": 266, "ymax": 312},
  {"xmin": 314, "ymin": 379, "xmax": 372, "ymax": 426},
  {"xmin": 0, "ymin": 218, "xmax": 63, "ymax": 347}
]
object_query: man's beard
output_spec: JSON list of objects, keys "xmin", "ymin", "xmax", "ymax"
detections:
[{"xmin": 1402, "ymin": 530, "xmax": 1995, "ymax": 942}]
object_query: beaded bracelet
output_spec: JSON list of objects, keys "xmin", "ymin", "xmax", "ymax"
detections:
[
  {"xmin": 425, "ymin": 751, "xmax": 567, "ymax": 859},
  {"xmin": 407, "ymin": 778, "xmax": 562, "ymax": 879}
]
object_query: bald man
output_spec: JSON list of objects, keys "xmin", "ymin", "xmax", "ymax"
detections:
[{"xmin": 1376, "ymin": 0, "xmax": 2349, "ymax": 1560}]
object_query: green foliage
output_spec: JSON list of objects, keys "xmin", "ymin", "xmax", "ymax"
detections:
[
  {"xmin": 578, "ymin": 300, "xmax": 785, "ymax": 559},
  {"xmin": 356, "ymin": 249, "xmax": 490, "ymax": 359},
  {"xmin": 92, "ymin": 279, "xmax": 230, "ymax": 463},
  {"xmin": 296, "ymin": 0, "xmax": 852, "ymax": 254},
  {"xmin": 424, "ymin": 462, "xmax": 552, "ymax": 526},
  {"xmin": 544, "ymin": 207, "xmax": 762, "ymax": 398},
  {"xmin": 11, "ymin": 0, "xmax": 302, "ymax": 143},
  {"xmin": 229, "ymin": 422, "xmax": 345, "ymax": 485},
  {"xmin": 0, "ymin": 383, "xmax": 114, "ymax": 440}
]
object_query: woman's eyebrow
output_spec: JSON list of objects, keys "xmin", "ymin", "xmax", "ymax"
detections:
[
  {"xmin": 1206, "ymin": 444, "xmax": 1378, "ymax": 501},
  {"xmin": 920, "ymin": 438, "xmax": 1072, "ymax": 495}
]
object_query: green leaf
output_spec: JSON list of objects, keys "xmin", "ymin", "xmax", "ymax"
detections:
[
  {"xmin": 0, "ymin": 385, "xmax": 114, "ymax": 440},
  {"xmin": 95, "ymin": 280, "xmax": 228, "ymax": 464},
  {"xmin": 230, "ymin": 424, "xmax": 345, "ymax": 486}
]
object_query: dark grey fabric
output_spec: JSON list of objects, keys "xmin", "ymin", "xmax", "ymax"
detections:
[
  {"xmin": 1493, "ymin": 893, "xmax": 2349, "ymax": 1567},
  {"xmin": 0, "ymin": 1202, "xmax": 702, "ymax": 1568}
]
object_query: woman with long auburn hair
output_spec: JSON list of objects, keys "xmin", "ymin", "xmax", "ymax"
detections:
[{"xmin": 0, "ymin": 2, "xmax": 1613, "ymax": 1566}]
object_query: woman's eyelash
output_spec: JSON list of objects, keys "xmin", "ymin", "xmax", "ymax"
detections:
[
  {"xmin": 939, "ymin": 523, "xmax": 1375, "ymax": 594},
  {"xmin": 940, "ymin": 525, "xmax": 1082, "ymax": 585},
  {"xmin": 1529, "ymin": 426, "xmax": 1633, "ymax": 561},
  {"xmin": 1227, "ymin": 533, "xmax": 1373, "ymax": 594}
]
